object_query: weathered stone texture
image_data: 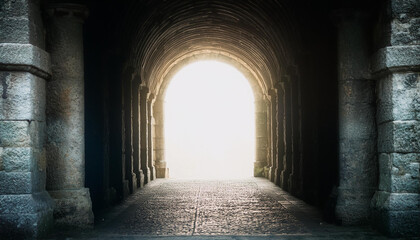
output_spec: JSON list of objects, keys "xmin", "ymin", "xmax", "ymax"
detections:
[
  {"xmin": 0, "ymin": 0, "xmax": 45, "ymax": 48},
  {"xmin": 372, "ymin": 46, "xmax": 420, "ymax": 73},
  {"xmin": 0, "ymin": 120, "xmax": 45, "ymax": 148},
  {"xmin": 379, "ymin": 153, "xmax": 420, "ymax": 193},
  {"xmin": 0, "ymin": 71, "xmax": 46, "ymax": 121},
  {"xmin": 2, "ymin": 147, "xmax": 32, "ymax": 172},
  {"xmin": 44, "ymin": 3, "xmax": 93, "ymax": 227},
  {"xmin": 0, "ymin": 192, "xmax": 53, "ymax": 238},
  {"xmin": 377, "ymin": 73, "xmax": 420, "ymax": 123},
  {"xmin": 0, "ymin": 0, "xmax": 53, "ymax": 235},
  {"xmin": 389, "ymin": 0, "xmax": 420, "ymax": 46},
  {"xmin": 49, "ymin": 188, "xmax": 94, "ymax": 227},
  {"xmin": 378, "ymin": 120, "xmax": 420, "ymax": 153},
  {"xmin": 371, "ymin": 191, "xmax": 420, "ymax": 237}
]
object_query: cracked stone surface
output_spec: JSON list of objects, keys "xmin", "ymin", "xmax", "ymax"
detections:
[{"xmin": 45, "ymin": 178, "xmax": 390, "ymax": 239}]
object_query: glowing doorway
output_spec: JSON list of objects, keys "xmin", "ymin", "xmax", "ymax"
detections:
[{"xmin": 165, "ymin": 60, "xmax": 255, "ymax": 179}]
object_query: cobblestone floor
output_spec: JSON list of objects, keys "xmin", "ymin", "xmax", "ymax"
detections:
[{"xmin": 45, "ymin": 178, "xmax": 398, "ymax": 239}]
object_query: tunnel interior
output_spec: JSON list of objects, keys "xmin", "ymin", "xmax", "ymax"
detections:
[
  {"xmin": 82, "ymin": 0, "xmax": 377, "ymax": 217},
  {"xmin": 3, "ymin": 0, "xmax": 420, "ymax": 237}
]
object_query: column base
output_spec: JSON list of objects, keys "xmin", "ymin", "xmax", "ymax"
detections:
[
  {"xmin": 263, "ymin": 166, "xmax": 270, "ymax": 178},
  {"xmin": 0, "ymin": 191, "xmax": 54, "ymax": 239},
  {"xmin": 288, "ymin": 174, "xmax": 302, "ymax": 197},
  {"xmin": 49, "ymin": 188, "xmax": 94, "ymax": 228},
  {"xmin": 144, "ymin": 168, "xmax": 151, "ymax": 184},
  {"xmin": 268, "ymin": 167, "xmax": 276, "ymax": 182},
  {"xmin": 122, "ymin": 180, "xmax": 130, "ymax": 198},
  {"xmin": 156, "ymin": 167, "xmax": 169, "ymax": 178},
  {"xmin": 253, "ymin": 162, "xmax": 265, "ymax": 177},
  {"xmin": 371, "ymin": 191, "xmax": 420, "ymax": 237},
  {"xmin": 127, "ymin": 173, "xmax": 137, "ymax": 194},
  {"xmin": 150, "ymin": 166, "xmax": 156, "ymax": 181},
  {"xmin": 335, "ymin": 187, "xmax": 373, "ymax": 225},
  {"xmin": 280, "ymin": 170, "xmax": 290, "ymax": 191},
  {"xmin": 136, "ymin": 171, "xmax": 145, "ymax": 188},
  {"xmin": 274, "ymin": 169, "xmax": 280, "ymax": 185},
  {"xmin": 103, "ymin": 187, "xmax": 117, "ymax": 207}
]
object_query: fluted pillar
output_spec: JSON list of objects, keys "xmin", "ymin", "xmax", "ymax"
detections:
[{"xmin": 45, "ymin": 3, "xmax": 93, "ymax": 227}]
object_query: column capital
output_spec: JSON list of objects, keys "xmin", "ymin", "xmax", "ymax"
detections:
[
  {"xmin": 332, "ymin": 9, "xmax": 370, "ymax": 26},
  {"xmin": 140, "ymin": 85, "xmax": 149, "ymax": 92},
  {"xmin": 268, "ymin": 88, "xmax": 277, "ymax": 98},
  {"xmin": 45, "ymin": 3, "xmax": 88, "ymax": 21}
]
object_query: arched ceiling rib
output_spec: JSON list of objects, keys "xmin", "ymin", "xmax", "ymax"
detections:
[{"xmin": 121, "ymin": 0, "xmax": 301, "ymax": 97}]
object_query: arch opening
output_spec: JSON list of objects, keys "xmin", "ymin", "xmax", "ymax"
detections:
[{"xmin": 164, "ymin": 60, "xmax": 255, "ymax": 179}]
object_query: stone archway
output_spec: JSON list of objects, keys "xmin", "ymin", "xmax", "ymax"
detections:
[{"xmin": 148, "ymin": 52, "xmax": 270, "ymax": 179}]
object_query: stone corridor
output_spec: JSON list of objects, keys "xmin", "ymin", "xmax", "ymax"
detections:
[
  {"xmin": 45, "ymin": 178, "xmax": 387, "ymax": 239},
  {"xmin": 1, "ymin": 0, "xmax": 420, "ymax": 238}
]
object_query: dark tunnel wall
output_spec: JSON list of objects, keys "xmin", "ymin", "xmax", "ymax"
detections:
[{"xmin": 82, "ymin": 0, "xmax": 352, "ymax": 217}]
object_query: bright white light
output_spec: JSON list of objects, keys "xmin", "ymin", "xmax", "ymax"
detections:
[{"xmin": 164, "ymin": 60, "xmax": 255, "ymax": 179}]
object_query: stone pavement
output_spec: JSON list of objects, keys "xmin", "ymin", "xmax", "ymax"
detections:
[{"xmin": 45, "ymin": 178, "xmax": 399, "ymax": 239}]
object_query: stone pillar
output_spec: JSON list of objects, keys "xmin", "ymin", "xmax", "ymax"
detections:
[
  {"xmin": 153, "ymin": 98, "xmax": 169, "ymax": 178},
  {"xmin": 370, "ymin": 0, "xmax": 420, "ymax": 236},
  {"xmin": 140, "ymin": 86, "xmax": 150, "ymax": 183},
  {"xmin": 45, "ymin": 4, "xmax": 93, "ymax": 227},
  {"xmin": 147, "ymin": 95, "xmax": 156, "ymax": 180},
  {"xmin": 289, "ymin": 72, "xmax": 303, "ymax": 196},
  {"xmin": 0, "ymin": 1, "xmax": 54, "ymax": 237},
  {"xmin": 264, "ymin": 97, "xmax": 273, "ymax": 179},
  {"xmin": 334, "ymin": 10, "xmax": 377, "ymax": 225},
  {"xmin": 276, "ymin": 83, "xmax": 285, "ymax": 186},
  {"xmin": 254, "ymin": 98, "xmax": 268, "ymax": 177},
  {"xmin": 122, "ymin": 70, "xmax": 137, "ymax": 194},
  {"xmin": 132, "ymin": 82, "xmax": 144, "ymax": 188},
  {"xmin": 280, "ymin": 79, "xmax": 293, "ymax": 191},
  {"xmin": 268, "ymin": 89, "xmax": 278, "ymax": 182}
]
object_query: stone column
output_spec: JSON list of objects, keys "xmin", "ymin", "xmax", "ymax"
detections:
[
  {"xmin": 264, "ymin": 97, "xmax": 273, "ymax": 178},
  {"xmin": 268, "ymin": 89, "xmax": 278, "ymax": 182},
  {"xmin": 45, "ymin": 4, "xmax": 93, "ymax": 227},
  {"xmin": 280, "ymin": 78, "xmax": 293, "ymax": 191},
  {"xmin": 370, "ymin": 0, "xmax": 420, "ymax": 236},
  {"xmin": 254, "ymin": 98, "xmax": 268, "ymax": 177},
  {"xmin": 289, "ymin": 72, "xmax": 303, "ymax": 196},
  {"xmin": 334, "ymin": 10, "xmax": 377, "ymax": 225},
  {"xmin": 122, "ymin": 70, "xmax": 137, "ymax": 194},
  {"xmin": 0, "ymin": 1, "xmax": 54, "ymax": 237},
  {"xmin": 140, "ymin": 86, "xmax": 150, "ymax": 183},
  {"xmin": 132, "ymin": 82, "xmax": 144, "ymax": 188},
  {"xmin": 276, "ymin": 83, "xmax": 285, "ymax": 186},
  {"xmin": 153, "ymin": 98, "xmax": 169, "ymax": 178},
  {"xmin": 147, "ymin": 95, "xmax": 156, "ymax": 180}
]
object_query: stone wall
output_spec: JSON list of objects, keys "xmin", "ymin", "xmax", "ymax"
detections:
[
  {"xmin": 0, "ymin": 0, "xmax": 54, "ymax": 237},
  {"xmin": 370, "ymin": 0, "xmax": 420, "ymax": 236}
]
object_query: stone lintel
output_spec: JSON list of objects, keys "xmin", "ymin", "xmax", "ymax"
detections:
[
  {"xmin": 0, "ymin": 43, "xmax": 51, "ymax": 79},
  {"xmin": 372, "ymin": 45, "xmax": 420, "ymax": 76}
]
